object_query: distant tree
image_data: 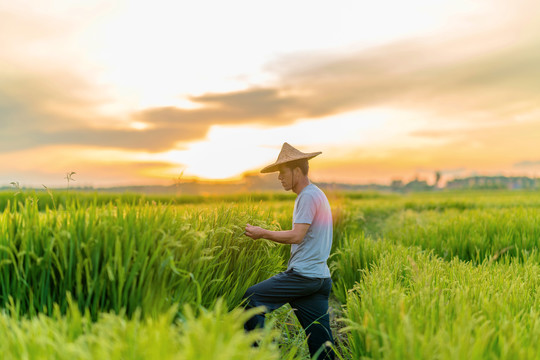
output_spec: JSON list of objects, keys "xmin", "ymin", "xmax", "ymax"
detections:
[
  {"xmin": 391, "ymin": 179, "xmax": 404, "ymax": 192},
  {"xmin": 404, "ymin": 178, "xmax": 430, "ymax": 192}
]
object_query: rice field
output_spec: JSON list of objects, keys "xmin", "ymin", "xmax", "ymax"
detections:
[{"xmin": 1, "ymin": 189, "xmax": 540, "ymax": 359}]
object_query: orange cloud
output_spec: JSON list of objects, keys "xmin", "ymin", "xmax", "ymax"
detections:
[
  {"xmin": 2, "ymin": 2, "xmax": 540, "ymax": 185},
  {"xmin": 3, "ymin": 27, "xmax": 540, "ymax": 153}
]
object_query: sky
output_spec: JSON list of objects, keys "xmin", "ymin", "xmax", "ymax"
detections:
[{"xmin": 1, "ymin": 0, "xmax": 540, "ymax": 187}]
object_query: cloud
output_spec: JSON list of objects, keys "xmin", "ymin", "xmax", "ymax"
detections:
[
  {"xmin": 270, "ymin": 34, "xmax": 540, "ymax": 123},
  {"xmin": 0, "ymin": 81, "xmax": 308, "ymax": 152},
  {"xmin": 0, "ymin": 83, "xmax": 307, "ymax": 152},
  {"xmin": 2, "ymin": 7, "xmax": 540, "ymax": 155},
  {"xmin": 0, "ymin": 70, "xmax": 115, "ymax": 151},
  {"xmin": 131, "ymin": 28, "xmax": 540, "ymax": 152},
  {"xmin": 134, "ymin": 88, "xmax": 303, "ymax": 126}
]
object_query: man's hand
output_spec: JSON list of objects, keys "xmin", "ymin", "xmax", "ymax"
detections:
[{"xmin": 245, "ymin": 223, "xmax": 266, "ymax": 240}]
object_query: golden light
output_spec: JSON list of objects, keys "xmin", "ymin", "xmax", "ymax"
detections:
[
  {"xmin": 130, "ymin": 121, "xmax": 150, "ymax": 130},
  {"xmin": 2, "ymin": 0, "xmax": 530, "ymax": 187},
  {"xmin": 146, "ymin": 107, "xmax": 446, "ymax": 180},
  {"xmin": 74, "ymin": 0, "xmax": 493, "ymax": 112}
]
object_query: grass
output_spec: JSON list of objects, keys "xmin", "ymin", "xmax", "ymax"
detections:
[
  {"xmin": 0, "ymin": 190, "xmax": 297, "ymax": 212},
  {"xmin": 0, "ymin": 197, "xmax": 293, "ymax": 317},
  {"xmin": 1, "ymin": 189, "xmax": 540, "ymax": 358},
  {"xmin": 382, "ymin": 207, "xmax": 540, "ymax": 262},
  {"xmin": 343, "ymin": 246, "xmax": 540, "ymax": 359},
  {"xmin": 0, "ymin": 298, "xmax": 285, "ymax": 360}
]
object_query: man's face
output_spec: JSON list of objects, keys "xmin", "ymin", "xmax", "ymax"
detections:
[{"xmin": 277, "ymin": 166, "xmax": 293, "ymax": 191}]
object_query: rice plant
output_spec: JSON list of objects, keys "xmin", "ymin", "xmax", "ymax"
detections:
[
  {"xmin": 381, "ymin": 207, "xmax": 540, "ymax": 262},
  {"xmin": 0, "ymin": 198, "xmax": 292, "ymax": 317},
  {"xmin": 1, "ymin": 189, "xmax": 540, "ymax": 359},
  {"xmin": 343, "ymin": 245, "xmax": 540, "ymax": 359},
  {"xmin": 0, "ymin": 298, "xmax": 287, "ymax": 360}
]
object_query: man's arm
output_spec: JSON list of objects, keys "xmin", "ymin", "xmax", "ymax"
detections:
[{"xmin": 244, "ymin": 223, "xmax": 310, "ymax": 245}]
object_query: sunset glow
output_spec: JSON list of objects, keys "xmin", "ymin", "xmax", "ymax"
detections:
[{"xmin": 2, "ymin": 0, "xmax": 540, "ymax": 187}]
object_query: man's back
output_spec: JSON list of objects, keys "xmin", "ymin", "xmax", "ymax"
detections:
[{"xmin": 288, "ymin": 183, "xmax": 333, "ymax": 278}]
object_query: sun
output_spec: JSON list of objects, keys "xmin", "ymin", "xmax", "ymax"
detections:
[{"xmin": 154, "ymin": 134, "xmax": 278, "ymax": 180}]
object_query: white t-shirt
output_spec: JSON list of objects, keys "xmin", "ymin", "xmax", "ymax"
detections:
[{"xmin": 287, "ymin": 183, "xmax": 332, "ymax": 278}]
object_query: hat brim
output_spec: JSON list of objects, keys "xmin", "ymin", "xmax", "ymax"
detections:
[{"xmin": 260, "ymin": 152, "xmax": 322, "ymax": 173}]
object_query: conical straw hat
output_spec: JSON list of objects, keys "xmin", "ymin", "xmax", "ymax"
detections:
[{"xmin": 260, "ymin": 142, "xmax": 322, "ymax": 173}]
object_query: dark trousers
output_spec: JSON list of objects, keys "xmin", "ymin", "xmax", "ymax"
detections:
[{"xmin": 242, "ymin": 269, "xmax": 335, "ymax": 360}]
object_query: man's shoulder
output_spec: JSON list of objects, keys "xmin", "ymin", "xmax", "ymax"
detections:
[
  {"xmin": 305, "ymin": 184, "xmax": 328, "ymax": 198},
  {"xmin": 298, "ymin": 184, "xmax": 329, "ymax": 205}
]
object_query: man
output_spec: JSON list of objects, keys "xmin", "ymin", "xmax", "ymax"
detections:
[{"xmin": 243, "ymin": 142, "xmax": 335, "ymax": 360}]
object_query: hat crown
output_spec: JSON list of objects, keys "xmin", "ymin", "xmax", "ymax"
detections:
[
  {"xmin": 276, "ymin": 142, "xmax": 306, "ymax": 162},
  {"xmin": 260, "ymin": 142, "xmax": 322, "ymax": 173}
]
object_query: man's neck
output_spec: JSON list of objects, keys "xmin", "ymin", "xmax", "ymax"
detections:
[{"xmin": 293, "ymin": 176, "xmax": 310, "ymax": 195}]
